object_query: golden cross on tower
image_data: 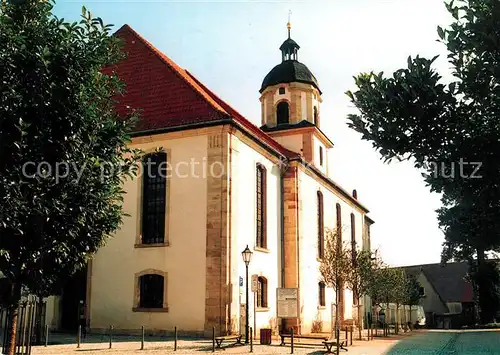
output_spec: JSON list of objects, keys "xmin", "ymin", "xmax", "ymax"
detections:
[{"xmin": 287, "ymin": 10, "xmax": 292, "ymax": 38}]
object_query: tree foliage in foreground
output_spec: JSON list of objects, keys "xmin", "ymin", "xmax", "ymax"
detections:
[
  {"xmin": 0, "ymin": 1, "xmax": 140, "ymax": 353},
  {"xmin": 346, "ymin": 0, "xmax": 500, "ymax": 323}
]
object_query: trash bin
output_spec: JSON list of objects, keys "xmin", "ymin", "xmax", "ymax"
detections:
[{"xmin": 260, "ymin": 328, "xmax": 272, "ymax": 345}]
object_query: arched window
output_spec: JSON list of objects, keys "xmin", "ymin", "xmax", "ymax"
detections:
[
  {"xmin": 335, "ymin": 203, "xmax": 344, "ymax": 319},
  {"xmin": 139, "ymin": 274, "xmax": 164, "ymax": 309},
  {"xmin": 142, "ymin": 152, "xmax": 167, "ymax": 244},
  {"xmin": 256, "ymin": 164, "xmax": 267, "ymax": 248},
  {"xmin": 350, "ymin": 213, "xmax": 356, "ymax": 252},
  {"xmin": 318, "ymin": 282, "xmax": 326, "ymax": 307},
  {"xmin": 313, "ymin": 106, "xmax": 318, "ymax": 125},
  {"xmin": 317, "ymin": 191, "xmax": 324, "ymax": 258},
  {"xmin": 351, "ymin": 213, "xmax": 357, "ymax": 304},
  {"xmin": 336, "ymin": 203, "xmax": 342, "ymax": 238},
  {"xmin": 276, "ymin": 101, "xmax": 290, "ymax": 125},
  {"xmin": 257, "ymin": 277, "xmax": 268, "ymax": 308}
]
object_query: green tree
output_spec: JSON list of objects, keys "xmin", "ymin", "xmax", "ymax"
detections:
[
  {"xmin": 346, "ymin": 0, "xmax": 500, "ymax": 323},
  {"xmin": 319, "ymin": 228, "xmax": 352, "ymax": 354},
  {"xmin": 0, "ymin": 1, "xmax": 140, "ymax": 354},
  {"xmin": 389, "ymin": 268, "xmax": 407, "ymax": 334},
  {"xmin": 345, "ymin": 249, "xmax": 375, "ymax": 340},
  {"xmin": 404, "ymin": 274, "xmax": 423, "ymax": 328}
]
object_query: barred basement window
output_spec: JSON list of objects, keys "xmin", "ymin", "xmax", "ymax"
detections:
[
  {"xmin": 139, "ymin": 274, "xmax": 164, "ymax": 308},
  {"xmin": 317, "ymin": 191, "xmax": 324, "ymax": 258},
  {"xmin": 257, "ymin": 277, "xmax": 268, "ymax": 308},
  {"xmin": 256, "ymin": 164, "xmax": 267, "ymax": 248},
  {"xmin": 319, "ymin": 282, "xmax": 326, "ymax": 307},
  {"xmin": 141, "ymin": 152, "xmax": 167, "ymax": 244}
]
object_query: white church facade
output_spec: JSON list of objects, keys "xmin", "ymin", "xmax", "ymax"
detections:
[{"xmin": 44, "ymin": 23, "xmax": 375, "ymax": 337}]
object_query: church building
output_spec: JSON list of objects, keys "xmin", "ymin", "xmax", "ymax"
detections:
[{"xmin": 47, "ymin": 22, "xmax": 375, "ymax": 336}]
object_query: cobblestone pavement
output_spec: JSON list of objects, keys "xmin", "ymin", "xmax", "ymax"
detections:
[
  {"xmin": 27, "ymin": 330, "xmax": 500, "ymax": 355},
  {"xmin": 386, "ymin": 330, "xmax": 500, "ymax": 354}
]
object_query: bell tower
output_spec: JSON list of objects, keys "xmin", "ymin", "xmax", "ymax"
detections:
[{"xmin": 259, "ymin": 20, "xmax": 333, "ymax": 173}]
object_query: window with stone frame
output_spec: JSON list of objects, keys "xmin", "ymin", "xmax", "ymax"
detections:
[
  {"xmin": 279, "ymin": 87, "xmax": 285, "ymax": 95},
  {"xmin": 319, "ymin": 281, "xmax": 326, "ymax": 307},
  {"xmin": 256, "ymin": 164, "xmax": 267, "ymax": 248},
  {"xmin": 257, "ymin": 277, "xmax": 268, "ymax": 308},
  {"xmin": 141, "ymin": 152, "xmax": 167, "ymax": 244},
  {"xmin": 139, "ymin": 274, "xmax": 164, "ymax": 308},
  {"xmin": 317, "ymin": 191, "xmax": 324, "ymax": 258}
]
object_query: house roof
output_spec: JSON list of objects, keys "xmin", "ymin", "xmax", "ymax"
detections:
[
  {"xmin": 402, "ymin": 262, "xmax": 473, "ymax": 303},
  {"xmin": 108, "ymin": 24, "xmax": 298, "ymax": 159}
]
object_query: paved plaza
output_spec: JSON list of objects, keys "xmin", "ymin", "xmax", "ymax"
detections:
[{"xmin": 24, "ymin": 329, "xmax": 500, "ymax": 355}]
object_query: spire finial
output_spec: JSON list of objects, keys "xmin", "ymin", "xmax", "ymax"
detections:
[{"xmin": 287, "ymin": 10, "xmax": 292, "ymax": 38}]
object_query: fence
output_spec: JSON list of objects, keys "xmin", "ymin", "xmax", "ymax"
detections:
[{"xmin": 0, "ymin": 298, "xmax": 46, "ymax": 355}]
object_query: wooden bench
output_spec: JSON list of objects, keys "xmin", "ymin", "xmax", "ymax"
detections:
[
  {"xmin": 323, "ymin": 339, "xmax": 348, "ymax": 353},
  {"xmin": 214, "ymin": 334, "xmax": 242, "ymax": 348},
  {"xmin": 279, "ymin": 333, "xmax": 328, "ymax": 346}
]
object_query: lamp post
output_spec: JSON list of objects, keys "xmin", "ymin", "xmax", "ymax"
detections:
[{"xmin": 242, "ymin": 245, "xmax": 253, "ymax": 344}]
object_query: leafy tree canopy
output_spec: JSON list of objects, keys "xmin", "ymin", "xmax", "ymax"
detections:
[
  {"xmin": 0, "ymin": 1, "xmax": 140, "ymax": 353},
  {"xmin": 346, "ymin": 0, "xmax": 500, "ymax": 323}
]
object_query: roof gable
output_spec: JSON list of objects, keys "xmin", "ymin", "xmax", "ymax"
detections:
[
  {"xmin": 402, "ymin": 262, "xmax": 473, "ymax": 303},
  {"xmin": 106, "ymin": 24, "xmax": 298, "ymax": 160},
  {"xmin": 108, "ymin": 25, "xmax": 229, "ymax": 133}
]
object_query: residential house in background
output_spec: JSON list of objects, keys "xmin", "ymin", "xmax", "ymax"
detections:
[{"xmin": 403, "ymin": 262, "xmax": 475, "ymax": 329}]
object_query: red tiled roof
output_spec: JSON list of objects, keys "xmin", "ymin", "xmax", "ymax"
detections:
[
  {"xmin": 106, "ymin": 25, "xmax": 229, "ymax": 132},
  {"xmin": 108, "ymin": 24, "xmax": 297, "ymax": 159}
]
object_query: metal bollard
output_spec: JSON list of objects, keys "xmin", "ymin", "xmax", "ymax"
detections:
[
  {"xmin": 250, "ymin": 327, "xmax": 253, "ymax": 353},
  {"xmin": 174, "ymin": 326, "xmax": 177, "ymax": 351},
  {"xmin": 45, "ymin": 325, "xmax": 49, "ymax": 347},
  {"xmin": 212, "ymin": 326, "xmax": 215, "ymax": 352},
  {"xmin": 290, "ymin": 327, "xmax": 294, "ymax": 354},
  {"xmin": 77, "ymin": 325, "xmax": 81, "ymax": 348},
  {"xmin": 141, "ymin": 326, "xmax": 144, "ymax": 350},
  {"xmin": 109, "ymin": 325, "xmax": 113, "ymax": 349}
]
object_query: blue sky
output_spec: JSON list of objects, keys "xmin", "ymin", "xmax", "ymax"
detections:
[{"xmin": 53, "ymin": 0, "xmax": 453, "ymax": 267}]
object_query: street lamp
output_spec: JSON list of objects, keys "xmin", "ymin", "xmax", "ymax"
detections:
[{"xmin": 241, "ymin": 245, "xmax": 253, "ymax": 344}]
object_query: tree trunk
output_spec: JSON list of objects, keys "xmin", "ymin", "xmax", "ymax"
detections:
[
  {"xmin": 7, "ymin": 282, "xmax": 21, "ymax": 355},
  {"xmin": 35, "ymin": 296, "xmax": 44, "ymax": 345},
  {"xmin": 475, "ymin": 248, "xmax": 495, "ymax": 324},
  {"xmin": 357, "ymin": 301, "xmax": 362, "ymax": 340},
  {"xmin": 395, "ymin": 304, "xmax": 399, "ymax": 334},
  {"xmin": 335, "ymin": 286, "xmax": 340, "ymax": 355}
]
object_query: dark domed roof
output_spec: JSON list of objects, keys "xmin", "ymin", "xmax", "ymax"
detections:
[{"xmin": 260, "ymin": 60, "xmax": 321, "ymax": 94}]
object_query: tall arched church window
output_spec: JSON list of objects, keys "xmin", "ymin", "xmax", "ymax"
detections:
[
  {"xmin": 142, "ymin": 152, "xmax": 167, "ymax": 244},
  {"xmin": 317, "ymin": 191, "xmax": 324, "ymax": 258},
  {"xmin": 256, "ymin": 164, "xmax": 267, "ymax": 248},
  {"xmin": 277, "ymin": 101, "xmax": 290, "ymax": 125}
]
